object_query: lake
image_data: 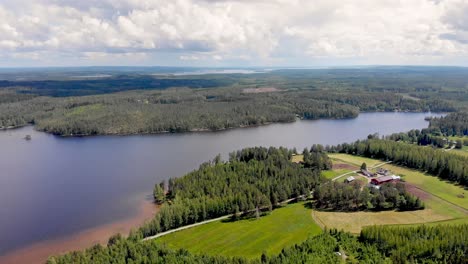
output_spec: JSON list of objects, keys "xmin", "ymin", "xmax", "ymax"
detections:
[{"xmin": 0, "ymin": 112, "xmax": 442, "ymax": 261}]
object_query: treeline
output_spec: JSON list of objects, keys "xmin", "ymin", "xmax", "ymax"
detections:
[
  {"xmin": 136, "ymin": 147, "xmax": 326, "ymax": 239},
  {"xmin": 360, "ymin": 225, "xmax": 468, "ymax": 263},
  {"xmin": 429, "ymin": 112, "xmax": 468, "ymax": 136},
  {"xmin": 49, "ymin": 225, "xmax": 468, "ymax": 263},
  {"xmin": 314, "ymin": 181, "xmax": 423, "ymax": 211},
  {"xmin": 330, "ymin": 139, "xmax": 468, "ymax": 186}
]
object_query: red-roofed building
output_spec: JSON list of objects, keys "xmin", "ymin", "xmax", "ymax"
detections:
[{"xmin": 371, "ymin": 176, "xmax": 395, "ymax": 185}]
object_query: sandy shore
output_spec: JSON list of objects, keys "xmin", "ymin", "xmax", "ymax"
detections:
[{"xmin": 0, "ymin": 199, "xmax": 158, "ymax": 264}]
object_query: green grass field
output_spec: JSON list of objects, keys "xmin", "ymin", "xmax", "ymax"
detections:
[
  {"xmin": 66, "ymin": 103, "xmax": 103, "ymax": 117},
  {"xmin": 156, "ymin": 202, "xmax": 321, "ymax": 258},
  {"xmin": 322, "ymin": 170, "xmax": 352, "ymax": 179},
  {"xmin": 329, "ymin": 153, "xmax": 383, "ymax": 167}
]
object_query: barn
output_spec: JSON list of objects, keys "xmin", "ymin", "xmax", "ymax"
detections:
[{"xmin": 370, "ymin": 175, "xmax": 395, "ymax": 185}]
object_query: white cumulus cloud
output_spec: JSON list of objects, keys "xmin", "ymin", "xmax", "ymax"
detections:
[{"xmin": 0, "ymin": 0, "xmax": 467, "ymax": 66}]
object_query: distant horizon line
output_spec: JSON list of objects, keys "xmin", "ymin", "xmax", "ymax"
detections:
[{"xmin": 0, "ymin": 65, "xmax": 467, "ymax": 70}]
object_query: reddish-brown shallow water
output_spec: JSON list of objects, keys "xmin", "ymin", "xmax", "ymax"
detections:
[{"xmin": 0, "ymin": 200, "xmax": 158, "ymax": 264}]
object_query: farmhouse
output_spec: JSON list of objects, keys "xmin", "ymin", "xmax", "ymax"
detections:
[{"xmin": 371, "ymin": 175, "xmax": 395, "ymax": 185}]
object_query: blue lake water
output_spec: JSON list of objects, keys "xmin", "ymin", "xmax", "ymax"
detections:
[{"xmin": 0, "ymin": 112, "xmax": 443, "ymax": 256}]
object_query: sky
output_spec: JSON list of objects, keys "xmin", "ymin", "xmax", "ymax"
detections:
[{"xmin": 0, "ymin": 0, "xmax": 468, "ymax": 67}]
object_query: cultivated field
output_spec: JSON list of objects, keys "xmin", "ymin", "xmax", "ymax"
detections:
[
  {"xmin": 156, "ymin": 202, "xmax": 321, "ymax": 258},
  {"xmin": 313, "ymin": 209, "xmax": 451, "ymax": 234}
]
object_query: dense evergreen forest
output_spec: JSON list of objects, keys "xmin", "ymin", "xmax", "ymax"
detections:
[
  {"xmin": 428, "ymin": 112, "xmax": 468, "ymax": 136},
  {"xmin": 48, "ymin": 225, "xmax": 467, "ymax": 264},
  {"xmin": 360, "ymin": 225, "xmax": 467, "ymax": 263},
  {"xmin": 0, "ymin": 66, "xmax": 465, "ymax": 136},
  {"xmin": 329, "ymin": 138, "xmax": 468, "ymax": 186}
]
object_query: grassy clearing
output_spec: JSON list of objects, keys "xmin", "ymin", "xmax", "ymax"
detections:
[
  {"xmin": 314, "ymin": 154, "xmax": 467, "ymax": 233},
  {"xmin": 329, "ymin": 153, "xmax": 383, "ymax": 167},
  {"xmin": 322, "ymin": 169, "xmax": 352, "ymax": 180},
  {"xmin": 156, "ymin": 202, "xmax": 321, "ymax": 259},
  {"xmin": 291, "ymin": 154, "xmax": 303, "ymax": 163},
  {"xmin": 66, "ymin": 103, "xmax": 103, "ymax": 117}
]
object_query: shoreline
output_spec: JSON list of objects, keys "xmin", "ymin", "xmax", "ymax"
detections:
[
  {"xmin": 0, "ymin": 199, "xmax": 158, "ymax": 264},
  {"xmin": 0, "ymin": 110, "xmax": 446, "ymax": 138}
]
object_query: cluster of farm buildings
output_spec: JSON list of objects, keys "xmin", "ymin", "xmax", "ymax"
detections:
[
  {"xmin": 346, "ymin": 167, "xmax": 401, "ymax": 189},
  {"xmin": 363, "ymin": 168, "xmax": 400, "ymax": 185}
]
